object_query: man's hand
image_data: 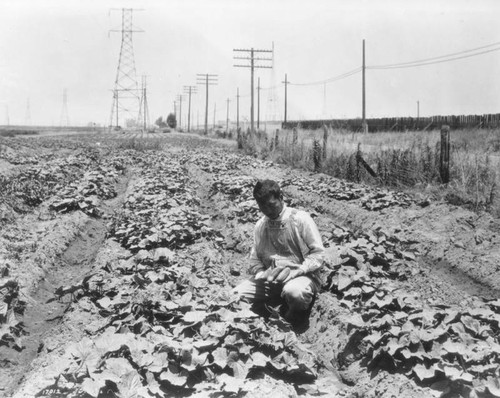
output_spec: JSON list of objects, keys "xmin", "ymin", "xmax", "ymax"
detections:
[
  {"xmin": 282, "ymin": 267, "xmax": 305, "ymax": 284},
  {"xmin": 254, "ymin": 269, "xmax": 269, "ymax": 280}
]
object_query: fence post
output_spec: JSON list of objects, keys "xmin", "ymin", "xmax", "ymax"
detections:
[
  {"xmin": 440, "ymin": 125, "xmax": 450, "ymax": 183},
  {"xmin": 322, "ymin": 125, "xmax": 328, "ymax": 159},
  {"xmin": 237, "ymin": 127, "xmax": 243, "ymax": 149},
  {"xmin": 274, "ymin": 129, "xmax": 279, "ymax": 149},
  {"xmin": 292, "ymin": 127, "xmax": 298, "ymax": 145},
  {"xmin": 313, "ymin": 139, "xmax": 321, "ymax": 172}
]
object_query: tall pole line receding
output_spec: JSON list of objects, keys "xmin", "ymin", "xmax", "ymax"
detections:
[
  {"xmin": 233, "ymin": 47, "xmax": 273, "ymax": 134},
  {"xmin": 183, "ymin": 85, "xmax": 197, "ymax": 133},
  {"xmin": 196, "ymin": 73, "xmax": 218, "ymax": 135}
]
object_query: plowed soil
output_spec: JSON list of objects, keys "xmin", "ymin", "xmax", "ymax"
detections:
[{"xmin": 1, "ymin": 131, "xmax": 499, "ymax": 398}]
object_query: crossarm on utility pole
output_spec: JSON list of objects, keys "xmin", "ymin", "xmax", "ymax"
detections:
[{"xmin": 232, "ymin": 46, "xmax": 273, "ymax": 135}]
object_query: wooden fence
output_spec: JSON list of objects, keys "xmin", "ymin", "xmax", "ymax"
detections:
[{"xmin": 282, "ymin": 113, "xmax": 500, "ymax": 132}]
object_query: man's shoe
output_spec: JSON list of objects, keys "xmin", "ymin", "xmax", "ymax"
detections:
[{"xmin": 284, "ymin": 309, "xmax": 310, "ymax": 333}]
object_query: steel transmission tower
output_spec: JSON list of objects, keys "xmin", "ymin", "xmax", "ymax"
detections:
[
  {"xmin": 60, "ymin": 88, "xmax": 70, "ymax": 127},
  {"xmin": 109, "ymin": 8, "xmax": 143, "ymax": 130},
  {"xmin": 137, "ymin": 75, "xmax": 150, "ymax": 131}
]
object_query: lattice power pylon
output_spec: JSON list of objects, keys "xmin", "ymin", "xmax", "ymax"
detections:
[
  {"xmin": 137, "ymin": 75, "xmax": 150, "ymax": 131},
  {"xmin": 60, "ymin": 88, "xmax": 70, "ymax": 127},
  {"xmin": 109, "ymin": 8, "xmax": 143, "ymax": 130}
]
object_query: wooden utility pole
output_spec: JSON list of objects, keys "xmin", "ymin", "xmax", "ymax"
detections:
[
  {"xmin": 233, "ymin": 47, "xmax": 273, "ymax": 134},
  {"xmin": 196, "ymin": 73, "xmax": 218, "ymax": 135},
  {"xmin": 226, "ymin": 98, "xmax": 230, "ymax": 133},
  {"xmin": 213, "ymin": 102, "xmax": 216, "ymax": 129},
  {"xmin": 236, "ymin": 87, "xmax": 240, "ymax": 131},
  {"xmin": 183, "ymin": 85, "xmax": 197, "ymax": 132},
  {"xmin": 282, "ymin": 74, "xmax": 289, "ymax": 125},
  {"xmin": 362, "ymin": 39, "xmax": 367, "ymax": 133},
  {"xmin": 440, "ymin": 125, "xmax": 450, "ymax": 183},
  {"xmin": 257, "ymin": 77, "xmax": 261, "ymax": 130},
  {"xmin": 176, "ymin": 94, "xmax": 184, "ymax": 129}
]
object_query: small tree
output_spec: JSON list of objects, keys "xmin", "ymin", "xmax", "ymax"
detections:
[
  {"xmin": 155, "ymin": 116, "xmax": 167, "ymax": 128},
  {"xmin": 125, "ymin": 118, "xmax": 138, "ymax": 128},
  {"xmin": 166, "ymin": 113, "xmax": 177, "ymax": 129}
]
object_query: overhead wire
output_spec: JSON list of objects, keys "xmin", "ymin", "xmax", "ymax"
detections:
[
  {"xmin": 289, "ymin": 67, "xmax": 362, "ymax": 87},
  {"xmin": 368, "ymin": 41, "xmax": 500, "ymax": 70},
  {"xmin": 256, "ymin": 41, "xmax": 500, "ymax": 89},
  {"xmin": 231, "ymin": 40, "xmax": 500, "ymax": 117}
]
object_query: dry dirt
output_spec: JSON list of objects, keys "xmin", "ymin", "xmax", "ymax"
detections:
[{"xmin": 1, "ymin": 131, "xmax": 499, "ymax": 398}]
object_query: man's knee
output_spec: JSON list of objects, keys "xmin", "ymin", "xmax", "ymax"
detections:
[
  {"xmin": 233, "ymin": 279, "xmax": 280, "ymax": 303},
  {"xmin": 281, "ymin": 276, "xmax": 315, "ymax": 310}
]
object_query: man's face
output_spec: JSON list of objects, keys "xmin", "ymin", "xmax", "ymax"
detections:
[{"xmin": 256, "ymin": 194, "xmax": 283, "ymax": 219}]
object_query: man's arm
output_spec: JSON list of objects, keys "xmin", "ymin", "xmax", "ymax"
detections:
[
  {"xmin": 282, "ymin": 211, "xmax": 325, "ymax": 283},
  {"xmin": 297, "ymin": 212, "xmax": 325, "ymax": 274},
  {"xmin": 248, "ymin": 220, "xmax": 266, "ymax": 276}
]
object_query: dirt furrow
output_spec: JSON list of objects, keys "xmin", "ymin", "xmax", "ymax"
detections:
[
  {"xmin": 1, "ymin": 218, "xmax": 106, "ymax": 397},
  {"xmin": 0, "ymin": 172, "xmax": 131, "ymax": 397}
]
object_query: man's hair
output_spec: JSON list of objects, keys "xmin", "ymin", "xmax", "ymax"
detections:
[{"xmin": 253, "ymin": 179, "xmax": 281, "ymax": 202}]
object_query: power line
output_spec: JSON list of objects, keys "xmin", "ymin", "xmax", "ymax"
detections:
[
  {"xmin": 266, "ymin": 41, "xmax": 500, "ymax": 89},
  {"xmin": 289, "ymin": 67, "xmax": 362, "ymax": 87},
  {"xmin": 368, "ymin": 41, "xmax": 500, "ymax": 70}
]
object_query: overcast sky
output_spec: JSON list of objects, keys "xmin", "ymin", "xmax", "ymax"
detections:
[{"xmin": 0, "ymin": 0, "xmax": 499, "ymax": 126}]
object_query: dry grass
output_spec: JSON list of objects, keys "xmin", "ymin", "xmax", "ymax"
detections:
[{"xmin": 242, "ymin": 127, "xmax": 500, "ymax": 214}]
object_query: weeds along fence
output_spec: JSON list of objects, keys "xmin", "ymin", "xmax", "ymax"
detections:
[
  {"xmin": 283, "ymin": 113, "xmax": 500, "ymax": 132},
  {"xmin": 239, "ymin": 126, "xmax": 500, "ymax": 213}
]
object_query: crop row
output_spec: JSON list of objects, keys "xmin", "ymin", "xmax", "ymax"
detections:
[
  {"xmin": 38, "ymin": 150, "xmax": 322, "ymax": 397},
  {"xmin": 322, "ymin": 222, "xmax": 500, "ymax": 397}
]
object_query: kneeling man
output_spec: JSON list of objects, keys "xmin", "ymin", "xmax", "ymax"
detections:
[{"xmin": 234, "ymin": 179, "xmax": 324, "ymax": 326}]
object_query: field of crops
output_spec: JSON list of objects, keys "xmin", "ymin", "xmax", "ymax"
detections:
[{"xmin": 1, "ymin": 131, "xmax": 500, "ymax": 398}]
